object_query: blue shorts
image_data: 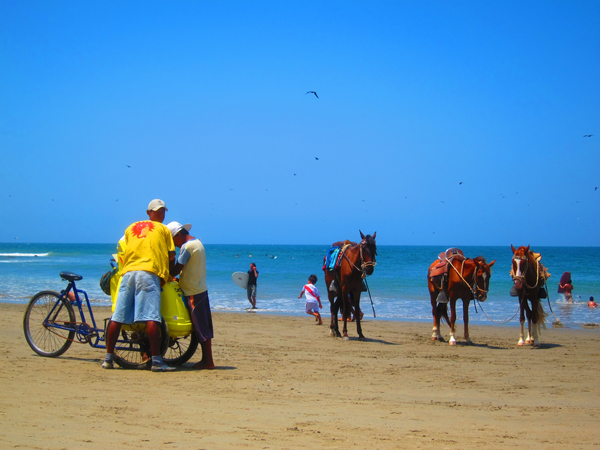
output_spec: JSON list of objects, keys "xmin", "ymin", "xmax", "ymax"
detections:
[
  {"xmin": 247, "ymin": 284, "xmax": 256, "ymax": 299},
  {"xmin": 112, "ymin": 271, "xmax": 162, "ymax": 324}
]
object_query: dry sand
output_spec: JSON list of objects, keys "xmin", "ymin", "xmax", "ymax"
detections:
[{"xmin": 1, "ymin": 302, "xmax": 599, "ymax": 449}]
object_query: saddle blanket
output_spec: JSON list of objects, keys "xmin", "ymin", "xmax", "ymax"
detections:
[{"xmin": 323, "ymin": 246, "xmax": 343, "ymax": 272}]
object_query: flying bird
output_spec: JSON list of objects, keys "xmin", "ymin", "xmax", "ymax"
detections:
[
  {"xmin": 459, "ymin": 182, "xmax": 463, "ymax": 185},
  {"xmin": 126, "ymin": 165, "xmax": 131, "ymax": 168},
  {"xmin": 315, "ymin": 157, "xmax": 319, "ymax": 160},
  {"xmin": 583, "ymin": 135, "xmax": 593, "ymax": 137},
  {"xmin": 306, "ymin": 91, "xmax": 319, "ymax": 99}
]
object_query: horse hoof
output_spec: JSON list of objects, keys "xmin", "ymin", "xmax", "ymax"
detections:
[
  {"xmin": 518, "ymin": 341, "xmax": 525, "ymax": 346},
  {"xmin": 449, "ymin": 340, "xmax": 457, "ymax": 346},
  {"xmin": 343, "ymin": 336, "xmax": 350, "ymax": 341},
  {"xmin": 329, "ymin": 330, "xmax": 335, "ymax": 337},
  {"xmin": 358, "ymin": 336, "xmax": 366, "ymax": 341}
]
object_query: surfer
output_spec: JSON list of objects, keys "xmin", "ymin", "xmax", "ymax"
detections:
[
  {"xmin": 247, "ymin": 263, "xmax": 259, "ymax": 309},
  {"xmin": 298, "ymin": 275, "xmax": 323, "ymax": 325},
  {"xmin": 588, "ymin": 297, "xmax": 598, "ymax": 308},
  {"xmin": 167, "ymin": 221, "xmax": 215, "ymax": 370},
  {"xmin": 558, "ymin": 272, "xmax": 574, "ymax": 303}
]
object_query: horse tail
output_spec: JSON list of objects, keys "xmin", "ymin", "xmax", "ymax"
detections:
[
  {"xmin": 536, "ymin": 300, "xmax": 547, "ymax": 334},
  {"xmin": 437, "ymin": 303, "xmax": 450, "ymax": 326}
]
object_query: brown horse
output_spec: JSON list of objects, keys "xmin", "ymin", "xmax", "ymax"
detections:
[
  {"xmin": 428, "ymin": 253, "xmax": 495, "ymax": 345},
  {"xmin": 324, "ymin": 231, "xmax": 377, "ymax": 341},
  {"xmin": 511, "ymin": 245, "xmax": 548, "ymax": 347}
]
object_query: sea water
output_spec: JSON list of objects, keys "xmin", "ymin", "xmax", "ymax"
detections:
[{"xmin": 1, "ymin": 243, "xmax": 599, "ymax": 329}]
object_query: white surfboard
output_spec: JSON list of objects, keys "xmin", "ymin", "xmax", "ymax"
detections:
[{"xmin": 232, "ymin": 271, "xmax": 249, "ymax": 289}]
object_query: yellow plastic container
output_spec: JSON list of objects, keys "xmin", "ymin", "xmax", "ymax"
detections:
[{"xmin": 110, "ymin": 239, "xmax": 193, "ymax": 338}]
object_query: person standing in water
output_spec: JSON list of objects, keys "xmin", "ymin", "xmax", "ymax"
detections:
[
  {"xmin": 558, "ymin": 272, "xmax": 574, "ymax": 303},
  {"xmin": 247, "ymin": 263, "xmax": 258, "ymax": 309}
]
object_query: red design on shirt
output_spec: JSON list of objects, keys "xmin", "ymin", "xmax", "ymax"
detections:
[{"xmin": 131, "ymin": 221, "xmax": 155, "ymax": 239}]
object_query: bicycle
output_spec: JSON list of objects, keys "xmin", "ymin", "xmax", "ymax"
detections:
[{"xmin": 23, "ymin": 270, "xmax": 170, "ymax": 369}]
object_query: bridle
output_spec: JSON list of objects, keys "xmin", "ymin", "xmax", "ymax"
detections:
[
  {"xmin": 446, "ymin": 258, "xmax": 489, "ymax": 300},
  {"xmin": 343, "ymin": 239, "xmax": 377, "ymax": 279},
  {"xmin": 511, "ymin": 252, "xmax": 540, "ymax": 290}
]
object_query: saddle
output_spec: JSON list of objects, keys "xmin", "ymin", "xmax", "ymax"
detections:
[
  {"xmin": 323, "ymin": 241, "xmax": 355, "ymax": 272},
  {"xmin": 429, "ymin": 248, "xmax": 465, "ymax": 278},
  {"xmin": 429, "ymin": 248, "xmax": 465, "ymax": 303}
]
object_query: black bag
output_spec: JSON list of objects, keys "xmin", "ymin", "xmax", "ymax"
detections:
[
  {"xmin": 99, "ymin": 267, "xmax": 118, "ymax": 296},
  {"xmin": 538, "ymin": 287, "xmax": 547, "ymax": 299}
]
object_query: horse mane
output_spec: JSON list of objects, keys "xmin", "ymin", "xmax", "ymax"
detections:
[{"xmin": 473, "ymin": 256, "xmax": 487, "ymax": 264}]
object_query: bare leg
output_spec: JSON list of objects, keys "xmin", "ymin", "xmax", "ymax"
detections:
[
  {"xmin": 146, "ymin": 320, "xmax": 162, "ymax": 357},
  {"xmin": 193, "ymin": 339, "xmax": 215, "ymax": 370},
  {"xmin": 105, "ymin": 320, "xmax": 122, "ymax": 354}
]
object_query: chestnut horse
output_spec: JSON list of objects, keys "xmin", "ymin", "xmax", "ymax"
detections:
[
  {"xmin": 511, "ymin": 245, "xmax": 548, "ymax": 347},
  {"xmin": 428, "ymin": 255, "xmax": 495, "ymax": 345},
  {"xmin": 324, "ymin": 231, "xmax": 377, "ymax": 341}
]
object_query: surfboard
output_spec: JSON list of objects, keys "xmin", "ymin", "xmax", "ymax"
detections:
[{"xmin": 232, "ymin": 271, "xmax": 249, "ymax": 289}]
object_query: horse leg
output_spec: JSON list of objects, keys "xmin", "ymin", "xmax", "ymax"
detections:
[
  {"xmin": 449, "ymin": 299, "xmax": 457, "ymax": 346},
  {"xmin": 431, "ymin": 302, "xmax": 442, "ymax": 341},
  {"xmin": 341, "ymin": 290, "xmax": 350, "ymax": 341},
  {"xmin": 463, "ymin": 300, "xmax": 472, "ymax": 344},
  {"xmin": 430, "ymin": 288, "xmax": 444, "ymax": 341},
  {"xmin": 518, "ymin": 298, "xmax": 526, "ymax": 346},
  {"xmin": 355, "ymin": 292, "xmax": 365, "ymax": 340},
  {"xmin": 525, "ymin": 302, "xmax": 533, "ymax": 345}
]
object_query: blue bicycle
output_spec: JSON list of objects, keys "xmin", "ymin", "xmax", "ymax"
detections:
[{"xmin": 23, "ymin": 271, "xmax": 169, "ymax": 369}]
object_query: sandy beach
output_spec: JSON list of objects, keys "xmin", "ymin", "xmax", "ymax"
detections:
[{"xmin": 1, "ymin": 302, "xmax": 599, "ymax": 449}]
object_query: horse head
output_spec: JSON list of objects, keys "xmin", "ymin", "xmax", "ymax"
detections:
[
  {"xmin": 472, "ymin": 257, "xmax": 495, "ymax": 301},
  {"xmin": 359, "ymin": 230, "xmax": 377, "ymax": 276},
  {"xmin": 511, "ymin": 245, "xmax": 531, "ymax": 290}
]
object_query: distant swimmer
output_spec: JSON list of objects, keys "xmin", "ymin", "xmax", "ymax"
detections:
[
  {"xmin": 588, "ymin": 297, "xmax": 598, "ymax": 308},
  {"xmin": 306, "ymin": 91, "xmax": 319, "ymax": 98}
]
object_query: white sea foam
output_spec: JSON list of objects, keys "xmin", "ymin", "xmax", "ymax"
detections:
[{"xmin": 0, "ymin": 253, "xmax": 50, "ymax": 257}]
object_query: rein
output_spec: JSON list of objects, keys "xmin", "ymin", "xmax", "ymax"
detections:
[
  {"xmin": 342, "ymin": 241, "xmax": 377, "ymax": 279},
  {"xmin": 511, "ymin": 253, "xmax": 541, "ymax": 290},
  {"xmin": 445, "ymin": 258, "xmax": 487, "ymax": 299}
]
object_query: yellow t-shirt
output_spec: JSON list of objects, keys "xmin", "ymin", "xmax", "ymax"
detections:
[{"xmin": 121, "ymin": 220, "xmax": 175, "ymax": 282}]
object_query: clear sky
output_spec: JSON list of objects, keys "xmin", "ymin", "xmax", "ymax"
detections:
[{"xmin": 1, "ymin": 1, "xmax": 598, "ymax": 246}]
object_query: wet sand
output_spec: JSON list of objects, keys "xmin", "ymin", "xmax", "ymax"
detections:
[{"xmin": 1, "ymin": 303, "xmax": 599, "ymax": 449}]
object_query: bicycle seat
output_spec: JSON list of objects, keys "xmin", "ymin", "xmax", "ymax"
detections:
[{"xmin": 60, "ymin": 271, "xmax": 83, "ymax": 282}]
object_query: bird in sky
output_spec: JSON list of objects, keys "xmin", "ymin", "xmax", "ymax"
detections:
[
  {"xmin": 306, "ymin": 91, "xmax": 319, "ymax": 98},
  {"xmin": 583, "ymin": 134, "xmax": 593, "ymax": 137},
  {"xmin": 126, "ymin": 165, "xmax": 131, "ymax": 168},
  {"xmin": 459, "ymin": 182, "xmax": 463, "ymax": 185},
  {"xmin": 595, "ymin": 187, "xmax": 598, "ymax": 191},
  {"xmin": 315, "ymin": 157, "xmax": 319, "ymax": 160}
]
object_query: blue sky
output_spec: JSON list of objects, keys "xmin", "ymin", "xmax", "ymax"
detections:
[{"xmin": 1, "ymin": 1, "xmax": 598, "ymax": 246}]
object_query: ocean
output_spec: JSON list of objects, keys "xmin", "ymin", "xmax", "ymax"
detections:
[{"xmin": 1, "ymin": 243, "xmax": 599, "ymax": 330}]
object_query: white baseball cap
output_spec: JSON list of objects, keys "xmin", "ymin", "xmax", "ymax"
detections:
[
  {"xmin": 166, "ymin": 221, "xmax": 192, "ymax": 237},
  {"xmin": 148, "ymin": 199, "xmax": 168, "ymax": 211}
]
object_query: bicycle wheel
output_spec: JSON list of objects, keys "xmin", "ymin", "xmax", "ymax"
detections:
[
  {"xmin": 23, "ymin": 290, "xmax": 75, "ymax": 357},
  {"xmin": 163, "ymin": 332, "xmax": 198, "ymax": 366},
  {"xmin": 113, "ymin": 319, "xmax": 169, "ymax": 370}
]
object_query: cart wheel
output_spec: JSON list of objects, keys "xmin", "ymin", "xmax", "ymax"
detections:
[
  {"xmin": 112, "ymin": 319, "xmax": 169, "ymax": 370},
  {"xmin": 163, "ymin": 332, "xmax": 199, "ymax": 366},
  {"xmin": 23, "ymin": 291, "xmax": 75, "ymax": 357}
]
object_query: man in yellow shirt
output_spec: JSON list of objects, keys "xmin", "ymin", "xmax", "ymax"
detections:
[{"xmin": 103, "ymin": 199, "xmax": 176, "ymax": 372}]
